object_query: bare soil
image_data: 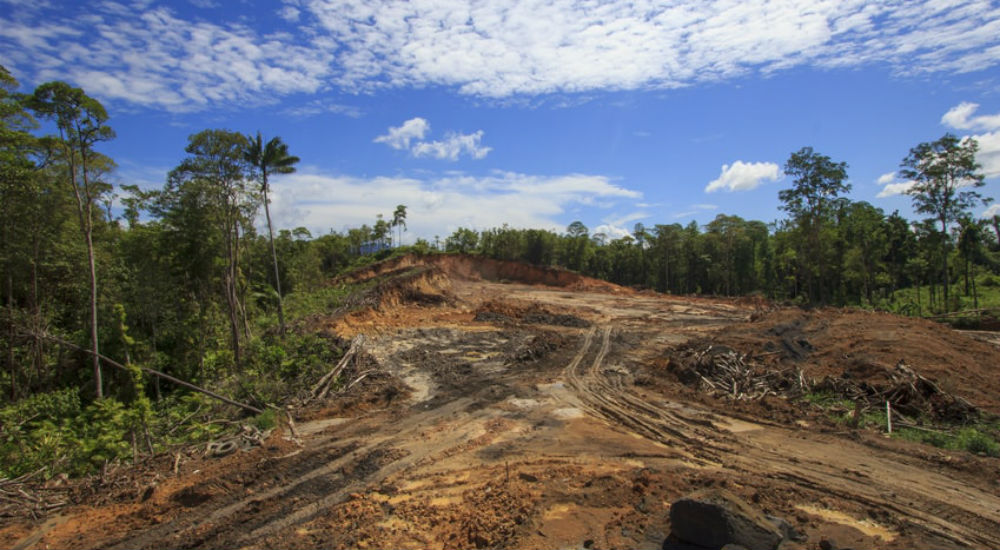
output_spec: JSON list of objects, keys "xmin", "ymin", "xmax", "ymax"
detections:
[{"xmin": 4, "ymin": 254, "xmax": 1000, "ymax": 550}]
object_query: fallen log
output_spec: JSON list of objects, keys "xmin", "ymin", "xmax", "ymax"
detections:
[{"xmin": 25, "ymin": 329, "xmax": 263, "ymax": 415}]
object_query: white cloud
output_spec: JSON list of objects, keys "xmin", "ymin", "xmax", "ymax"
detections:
[
  {"xmin": 704, "ymin": 161, "xmax": 780, "ymax": 193},
  {"xmin": 877, "ymin": 180, "xmax": 916, "ymax": 198},
  {"xmin": 308, "ymin": 0, "xmax": 1000, "ymax": 98},
  {"xmin": 283, "ymin": 99, "xmax": 362, "ymax": 118},
  {"xmin": 265, "ymin": 168, "xmax": 641, "ymax": 242},
  {"xmin": 941, "ymin": 102, "xmax": 1000, "ymax": 179},
  {"xmin": 3, "ymin": 2, "xmax": 1000, "ymax": 111},
  {"xmin": 278, "ymin": 6, "xmax": 300, "ymax": 22},
  {"xmin": 942, "ymin": 102, "xmax": 1000, "ymax": 131},
  {"xmin": 188, "ymin": 0, "xmax": 218, "ymax": 9},
  {"xmin": 591, "ymin": 224, "xmax": 633, "ymax": 241},
  {"xmin": 981, "ymin": 204, "xmax": 1000, "ymax": 219},
  {"xmin": 376, "ymin": 118, "xmax": 491, "ymax": 161},
  {"xmin": 412, "ymin": 131, "xmax": 491, "ymax": 161},
  {"xmin": 973, "ymin": 129, "xmax": 1000, "ymax": 178},
  {"xmin": 0, "ymin": 4, "xmax": 334, "ymax": 112},
  {"xmin": 876, "ymin": 172, "xmax": 896, "ymax": 185},
  {"xmin": 604, "ymin": 211, "xmax": 649, "ymax": 228},
  {"xmin": 373, "ymin": 117, "xmax": 429, "ymax": 150}
]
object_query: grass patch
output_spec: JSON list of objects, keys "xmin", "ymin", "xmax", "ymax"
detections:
[
  {"xmin": 802, "ymin": 392, "xmax": 1000, "ymax": 457},
  {"xmin": 894, "ymin": 424, "xmax": 1000, "ymax": 457}
]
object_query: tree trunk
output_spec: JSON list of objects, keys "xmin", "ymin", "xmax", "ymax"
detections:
[
  {"xmin": 84, "ymin": 225, "xmax": 101, "ymax": 396},
  {"xmin": 972, "ymin": 262, "xmax": 979, "ymax": 310},
  {"xmin": 5, "ymin": 259, "xmax": 15, "ymax": 401},
  {"xmin": 964, "ymin": 256, "xmax": 970, "ymax": 297},
  {"xmin": 67, "ymin": 140, "xmax": 102, "ymax": 398},
  {"xmin": 224, "ymin": 222, "xmax": 241, "ymax": 371},
  {"xmin": 262, "ymin": 174, "xmax": 285, "ymax": 335},
  {"xmin": 941, "ymin": 217, "xmax": 950, "ymax": 312}
]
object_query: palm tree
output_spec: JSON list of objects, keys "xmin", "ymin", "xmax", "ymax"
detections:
[
  {"xmin": 245, "ymin": 132, "xmax": 299, "ymax": 335},
  {"xmin": 392, "ymin": 204, "xmax": 407, "ymax": 247}
]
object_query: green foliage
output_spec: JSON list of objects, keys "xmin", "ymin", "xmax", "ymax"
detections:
[
  {"xmin": 0, "ymin": 391, "xmax": 148, "ymax": 477},
  {"xmin": 251, "ymin": 408, "xmax": 278, "ymax": 431},
  {"xmin": 895, "ymin": 425, "xmax": 1000, "ymax": 457}
]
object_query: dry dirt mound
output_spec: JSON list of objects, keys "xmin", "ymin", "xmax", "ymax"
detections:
[
  {"xmin": 679, "ymin": 307, "xmax": 1000, "ymax": 415},
  {"xmin": 337, "ymin": 253, "xmax": 627, "ymax": 292}
]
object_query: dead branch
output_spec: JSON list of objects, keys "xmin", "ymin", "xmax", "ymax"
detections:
[{"xmin": 308, "ymin": 334, "xmax": 365, "ymax": 402}]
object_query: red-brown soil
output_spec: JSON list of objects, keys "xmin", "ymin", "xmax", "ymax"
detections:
[{"xmin": 4, "ymin": 255, "xmax": 1000, "ymax": 550}]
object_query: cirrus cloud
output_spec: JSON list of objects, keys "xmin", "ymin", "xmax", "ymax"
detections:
[{"xmin": 2, "ymin": 1, "xmax": 1000, "ymax": 112}]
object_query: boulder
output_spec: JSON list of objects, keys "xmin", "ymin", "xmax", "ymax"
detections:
[{"xmin": 669, "ymin": 489, "xmax": 784, "ymax": 550}]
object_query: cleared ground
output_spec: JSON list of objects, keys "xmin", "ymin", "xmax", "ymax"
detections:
[{"xmin": 4, "ymin": 255, "xmax": 1000, "ymax": 550}]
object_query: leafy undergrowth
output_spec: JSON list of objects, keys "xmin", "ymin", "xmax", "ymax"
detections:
[
  {"xmin": 803, "ymin": 391, "xmax": 1000, "ymax": 457},
  {"xmin": 1, "ymin": 283, "xmax": 358, "ymax": 481}
]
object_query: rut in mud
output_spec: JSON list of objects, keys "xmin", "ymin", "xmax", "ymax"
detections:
[{"xmin": 4, "ymin": 254, "xmax": 1000, "ymax": 550}]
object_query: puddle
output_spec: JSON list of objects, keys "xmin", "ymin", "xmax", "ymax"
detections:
[{"xmin": 796, "ymin": 504, "xmax": 898, "ymax": 541}]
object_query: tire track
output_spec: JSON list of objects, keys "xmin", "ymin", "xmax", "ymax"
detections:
[
  {"xmin": 561, "ymin": 325, "xmax": 728, "ymax": 463},
  {"xmin": 559, "ymin": 324, "xmax": 1000, "ymax": 549}
]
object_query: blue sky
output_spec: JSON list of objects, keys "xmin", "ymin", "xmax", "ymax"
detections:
[{"xmin": 3, "ymin": 0, "xmax": 1000, "ymax": 243}]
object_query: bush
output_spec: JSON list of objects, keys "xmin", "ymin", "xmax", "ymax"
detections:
[{"xmin": 955, "ymin": 427, "xmax": 1000, "ymax": 457}]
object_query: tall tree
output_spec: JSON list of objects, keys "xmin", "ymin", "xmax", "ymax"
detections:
[
  {"xmin": 779, "ymin": 147, "xmax": 850, "ymax": 303},
  {"xmin": 166, "ymin": 129, "xmax": 251, "ymax": 370},
  {"xmin": 29, "ymin": 81, "xmax": 114, "ymax": 397},
  {"xmin": 392, "ymin": 204, "xmax": 407, "ymax": 248},
  {"xmin": 900, "ymin": 134, "xmax": 987, "ymax": 310},
  {"xmin": 244, "ymin": 132, "xmax": 299, "ymax": 335}
]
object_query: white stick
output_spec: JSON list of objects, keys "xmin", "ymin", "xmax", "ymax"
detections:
[{"xmin": 886, "ymin": 401, "xmax": 893, "ymax": 434}]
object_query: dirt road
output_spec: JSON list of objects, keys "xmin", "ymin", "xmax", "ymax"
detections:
[{"xmin": 5, "ymin": 258, "xmax": 1000, "ymax": 550}]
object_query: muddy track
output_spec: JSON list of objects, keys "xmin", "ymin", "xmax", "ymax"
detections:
[
  {"xmin": 560, "ymin": 322, "xmax": 1000, "ymax": 549},
  {"xmin": 561, "ymin": 325, "xmax": 728, "ymax": 463},
  {"xmin": 107, "ymin": 396, "xmax": 496, "ymax": 549}
]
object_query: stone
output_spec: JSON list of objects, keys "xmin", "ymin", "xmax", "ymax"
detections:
[
  {"xmin": 669, "ymin": 489, "xmax": 784, "ymax": 550},
  {"xmin": 766, "ymin": 515, "xmax": 804, "ymax": 542}
]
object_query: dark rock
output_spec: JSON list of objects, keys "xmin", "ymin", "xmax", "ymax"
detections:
[
  {"xmin": 669, "ymin": 489, "xmax": 784, "ymax": 550},
  {"xmin": 720, "ymin": 544, "xmax": 749, "ymax": 550},
  {"xmin": 819, "ymin": 538, "xmax": 837, "ymax": 550},
  {"xmin": 766, "ymin": 515, "xmax": 805, "ymax": 541}
]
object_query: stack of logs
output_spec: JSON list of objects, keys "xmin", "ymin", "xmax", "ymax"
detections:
[{"xmin": 682, "ymin": 346, "xmax": 806, "ymax": 401}]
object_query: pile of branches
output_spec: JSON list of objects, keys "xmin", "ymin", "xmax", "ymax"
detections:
[
  {"xmin": 813, "ymin": 360, "xmax": 979, "ymax": 423},
  {"xmin": 673, "ymin": 346, "xmax": 806, "ymax": 401},
  {"xmin": 674, "ymin": 344, "xmax": 980, "ymax": 423},
  {"xmin": 0, "ymin": 469, "xmax": 69, "ymax": 519},
  {"xmin": 303, "ymin": 334, "xmax": 380, "ymax": 404}
]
